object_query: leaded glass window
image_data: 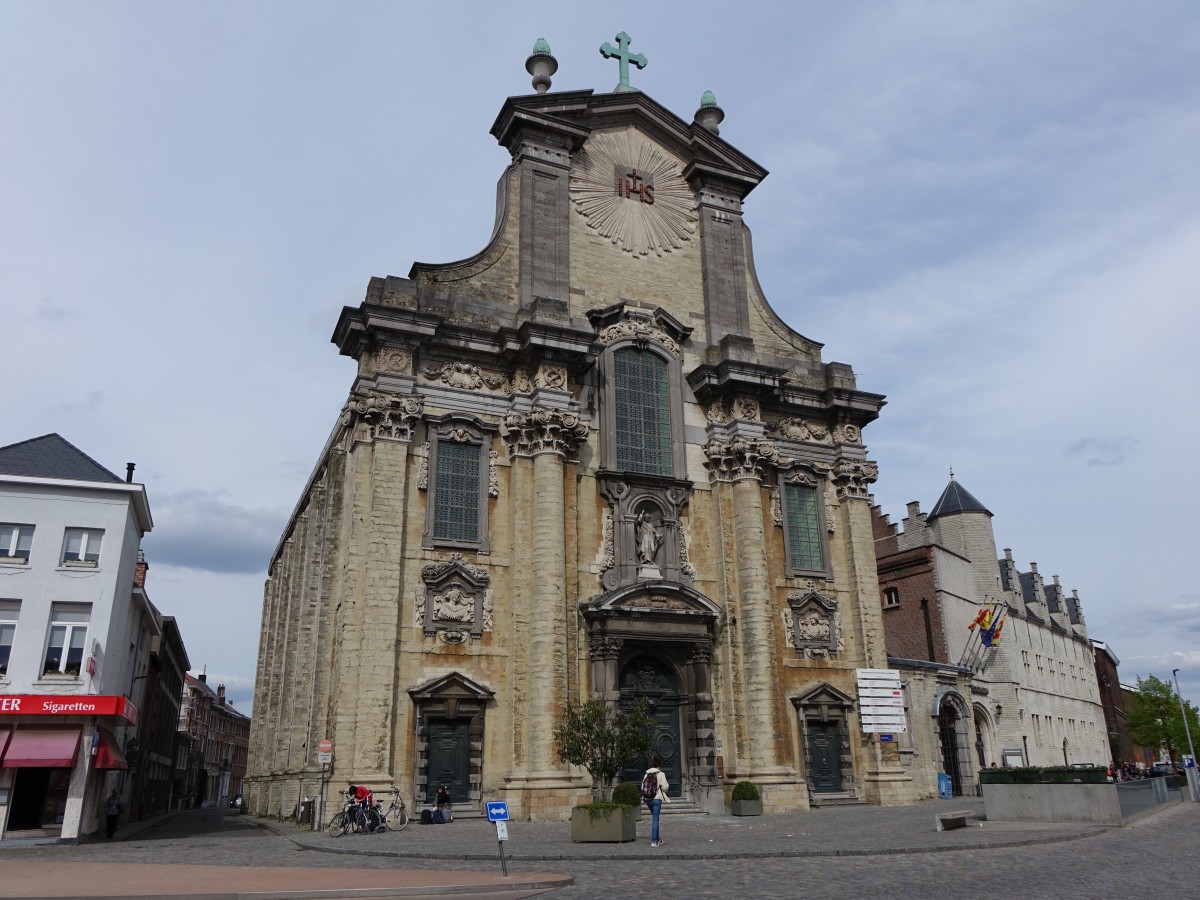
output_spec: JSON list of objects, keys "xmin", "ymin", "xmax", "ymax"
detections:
[
  {"xmin": 434, "ymin": 441, "xmax": 481, "ymax": 543},
  {"xmin": 614, "ymin": 348, "xmax": 672, "ymax": 476},
  {"xmin": 784, "ymin": 482, "xmax": 824, "ymax": 572}
]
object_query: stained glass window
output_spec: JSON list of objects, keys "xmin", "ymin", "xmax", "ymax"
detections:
[
  {"xmin": 784, "ymin": 482, "xmax": 823, "ymax": 572},
  {"xmin": 434, "ymin": 441, "xmax": 480, "ymax": 542},
  {"xmin": 614, "ymin": 348, "xmax": 672, "ymax": 476}
]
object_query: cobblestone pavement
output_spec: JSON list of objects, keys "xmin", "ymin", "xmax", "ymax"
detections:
[{"xmin": 0, "ymin": 800, "xmax": 1196, "ymax": 898}]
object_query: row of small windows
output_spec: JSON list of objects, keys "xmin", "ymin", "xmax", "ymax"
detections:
[
  {"xmin": 0, "ymin": 600, "xmax": 92, "ymax": 678},
  {"xmin": 0, "ymin": 524, "xmax": 105, "ymax": 567}
]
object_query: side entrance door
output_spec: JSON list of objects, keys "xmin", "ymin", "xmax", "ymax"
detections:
[
  {"xmin": 807, "ymin": 720, "xmax": 843, "ymax": 792},
  {"xmin": 425, "ymin": 718, "xmax": 469, "ymax": 805}
]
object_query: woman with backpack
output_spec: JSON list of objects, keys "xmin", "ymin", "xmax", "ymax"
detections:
[{"xmin": 641, "ymin": 758, "xmax": 669, "ymax": 847}]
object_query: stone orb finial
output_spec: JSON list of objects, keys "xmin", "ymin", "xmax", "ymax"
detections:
[
  {"xmin": 526, "ymin": 38, "xmax": 558, "ymax": 94},
  {"xmin": 694, "ymin": 90, "xmax": 725, "ymax": 136}
]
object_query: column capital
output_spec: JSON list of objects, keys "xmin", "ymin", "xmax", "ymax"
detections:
[
  {"xmin": 341, "ymin": 391, "xmax": 423, "ymax": 443},
  {"xmin": 500, "ymin": 405, "xmax": 589, "ymax": 459},
  {"xmin": 702, "ymin": 436, "xmax": 778, "ymax": 483},
  {"xmin": 832, "ymin": 457, "xmax": 879, "ymax": 500}
]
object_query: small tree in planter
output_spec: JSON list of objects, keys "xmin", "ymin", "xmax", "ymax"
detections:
[
  {"xmin": 731, "ymin": 780, "xmax": 762, "ymax": 816},
  {"xmin": 554, "ymin": 697, "xmax": 653, "ymax": 842}
]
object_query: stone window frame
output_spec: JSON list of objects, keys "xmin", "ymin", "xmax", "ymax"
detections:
[
  {"xmin": 777, "ymin": 464, "xmax": 832, "ymax": 579},
  {"xmin": 421, "ymin": 414, "xmax": 496, "ymax": 552},
  {"xmin": 882, "ymin": 587, "xmax": 901, "ymax": 609},
  {"xmin": 595, "ymin": 326, "xmax": 688, "ymax": 480}
]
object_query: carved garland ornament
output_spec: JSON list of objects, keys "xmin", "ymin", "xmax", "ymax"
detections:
[
  {"xmin": 499, "ymin": 407, "xmax": 589, "ymax": 459},
  {"xmin": 596, "ymin": 318, "xmax": 680, "ymax": 357},
  {"xmin": 569, "ymin": 128, "xmax": 697, "ymax": 257},
  {"xmin": 771, "ymin": 418, "xmax": 861, "ymax": 446},
  {"xmin": 420, "ymin": 361, "xmax": 507, "ymax": 391}
]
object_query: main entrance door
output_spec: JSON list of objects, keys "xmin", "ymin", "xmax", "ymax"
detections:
[
  {"xmin": 939, "ymin": 706, "xmax": 963, "ymax": 796},
  {"xmin": 807, "ymin": 721, "xmax": 843, "ymax": 792},
  {"xmin": 425, "ymin": 718, "xmax": 469, "ymax": 804},
  {"xmin": 618, "ymin": 656, "xmax": 682, "ymax": 797}
]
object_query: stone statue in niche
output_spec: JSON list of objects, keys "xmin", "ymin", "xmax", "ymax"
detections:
[{"xmin": 636, "ymin": 510, "xmax": 661, "ymax": 565}]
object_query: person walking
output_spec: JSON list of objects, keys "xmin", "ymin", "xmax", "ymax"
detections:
[
  {"xmin": 642, "ymin": 757, "xmax": 669, "ymax": 847},
  {"xmin": 104, "ymin": 788, "xmax": 124, "ymax": 839}
]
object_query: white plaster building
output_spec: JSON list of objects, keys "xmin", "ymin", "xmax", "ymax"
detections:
[
  {"xmin": 0, "ymin": 434, "xmax": 152, "ymax": 842},
  {"xmin": 875, "ymin": 477, "xmax": 1108, "ymax": 786}
]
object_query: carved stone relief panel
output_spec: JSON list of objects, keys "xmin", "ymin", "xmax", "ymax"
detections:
[
  {"xmin": 784, "ymin": 589, "xmax": 844, "ymax": 659},
  {"xmin": 417, "ymin": 553, "xmax": 492, "ymax": 642},
  {"xmin": 597, "ymin": 474, "xmax": 692, "ymax": 590}
]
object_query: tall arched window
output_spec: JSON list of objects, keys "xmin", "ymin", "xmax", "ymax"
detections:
[{"xmin": 614, "ymin": 347, "xmax": 672, "ymax": 476}]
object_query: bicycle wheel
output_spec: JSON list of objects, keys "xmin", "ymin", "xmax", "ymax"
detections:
[
  {"xmin": 366, "ymin": 808, "xmax": 384, "ymax": 833},
  {"xmin": 387, "ymin": 805, "xmax": 409, "ymax": 831},
  {"xmin": 327, "ymin": 812, "xmax": 349, "ymax": 837}
]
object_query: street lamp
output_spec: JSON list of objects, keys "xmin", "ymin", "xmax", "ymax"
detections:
[{"xmin": 1172, "ymin": 669, "xmax": 1197, "ymax": 773}]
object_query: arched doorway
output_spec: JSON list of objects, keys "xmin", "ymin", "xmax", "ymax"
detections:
[
  {"xmin": 939, "ymin": 705, "xmax": 964, "ymax": 796},
  {"xmin": 618, "ymin": 656, "xmax": 683, "ymax": 797}
]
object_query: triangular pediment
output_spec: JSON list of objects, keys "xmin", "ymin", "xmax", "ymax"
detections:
[
  {"xmin": 408, "ymin": 671, "xmax": 494, "ymax": 702},
  {"xmin": 492, "ymin": 90, "xmax": 767, "ymax": 192},
  {"xmin": 793, "ymin": 682, "xmax": 856, "ymax": 709}
]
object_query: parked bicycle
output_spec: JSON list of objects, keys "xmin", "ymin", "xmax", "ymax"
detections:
[
  {"xmin": 327, "ymin": 790, "xmax": 385, "ymax": 836},
  {"xmin": 381, "ymin": 786, "xmax": 409, "ymax": 831}
]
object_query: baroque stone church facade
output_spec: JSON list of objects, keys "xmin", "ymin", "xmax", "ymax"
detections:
[{"xmin": 246, "ymin": 45, "xmax": 917, "ymax": 819}]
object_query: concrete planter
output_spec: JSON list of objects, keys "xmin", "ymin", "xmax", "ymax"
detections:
[
  {"xmin": 731, "ymin": 798, "xmax": 763, "ymax": 816},
  {"xmin": 983, "ymin": 783, "xmax": 1123, "ymax": 825},
  {"xmin": 570, "ymin": 806, "xmax": 637, "ymax": 842}
]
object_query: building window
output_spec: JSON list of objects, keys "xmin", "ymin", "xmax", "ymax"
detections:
[
  {"xmin": 882, "ymin": 587, "xmax": 900, "ymax": 609},
  {"xmin": 43, "ymin": 602, "xmax": 91, "ymax": 676},
  {"xmin": 781, "ymin": 480, "xmax": 827, "ymax": 574},
  {"xmin": 434, "ymin": 441, "xmax": 481, "ymax": 542},
  {"xmin": 0, "ymin": 524, "xmax": 33, "ymax": 564},
  {"xmin": 0, "ymin": 600, "xmax": 19, "ymax": 676},
  {"xmin": 614, "ymin": 347, "xmax": 672, "ymax": 476},
  {"xmin": 61, "ymin": 528, "xmax": 103, "ymax": 566},
  {"xmin": 422, "ymin": 417, "xmax": 494, "ymax": 552}
]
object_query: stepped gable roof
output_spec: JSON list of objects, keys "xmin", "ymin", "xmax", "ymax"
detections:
[
  {"xmin": 0, "ymin": 433, "xmax": 122, "ymax": 483},
  {"xmin": 927, "ymin": 477, "xmax": 992, "ymax": 520}
]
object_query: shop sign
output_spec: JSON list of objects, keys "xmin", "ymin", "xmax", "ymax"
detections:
[{"xmin": 0, "ymin": 695, "xmax": 138, "ymax": 724}]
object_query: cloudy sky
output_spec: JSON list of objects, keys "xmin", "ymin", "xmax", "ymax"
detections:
[{"xmin": 3, "ymin": 2, "xmax": 1198, "ymax": 713}]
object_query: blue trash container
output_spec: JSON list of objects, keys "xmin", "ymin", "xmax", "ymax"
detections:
[{"xmin": 937, "ymin": 772, "xmax": 953, "ymax": 799}]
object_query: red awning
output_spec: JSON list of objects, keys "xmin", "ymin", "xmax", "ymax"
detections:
[
  {"xmin": 93, "ymin": 729, "xmax": 127, "ymax": 770},
  {"xmin": 0, "ymin": 727, "xmax": 10, "ymax": 757},
  {"xmin": 1, "ymin": 727, "xmax": 81, "ymax": 768}
]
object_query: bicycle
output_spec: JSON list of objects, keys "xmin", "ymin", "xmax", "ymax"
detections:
[
  {"xmin": 327, "ymin": 791, "xmax": 357, "ymax": 837},
  {"xmin": 381, "ymin": 786, "xmax": 409, "ymax": 831}
]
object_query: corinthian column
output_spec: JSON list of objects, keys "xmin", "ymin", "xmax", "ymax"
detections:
[
  {"xmin": 335, "ymin": 392, "xmax": 423, "ymax": 781},
  {"xmin": 500, "ymin": 406, "xmax": 588, "ymax": 783},
  {"xmin": 704, "ymin": 437, "xmax": 782, "ymax": 772}
]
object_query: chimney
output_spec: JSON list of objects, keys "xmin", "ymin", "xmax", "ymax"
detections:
[
  {"xmin": 217, "ymin": 684, "xmax": 226, "ymax": 705},
  {"xmin": 134, "ymin": 550, "xmax": 148, "ymax": 589},
  {"xmin": 126, "ymin": 463, "xmax": 136, "ymax": 483}
]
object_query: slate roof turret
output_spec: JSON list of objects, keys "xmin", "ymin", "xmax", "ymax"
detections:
[{"xmin": 927, "ymin": 476, "xmax": 992, "ymax": 519}]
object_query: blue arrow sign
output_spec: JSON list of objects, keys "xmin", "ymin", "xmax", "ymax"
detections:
[{"xmin": 486, "ymin": 801, "xmax": 510, "ymax": 822}]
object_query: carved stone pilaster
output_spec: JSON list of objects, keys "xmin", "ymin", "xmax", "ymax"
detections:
[
  {"xmin": 499, "ymin": 406, "xmax": 589, "ymax": 459},
  {"xmin": 832, "ymin": 458, "xmax": 879, "ymax": 500},
  {"xmin": 340, "ymin": 392, "xmax": 423, "ymax": 443},
  {"xmin": 702, "ymin": 437, "xmax": 778, "ymax": 483}
]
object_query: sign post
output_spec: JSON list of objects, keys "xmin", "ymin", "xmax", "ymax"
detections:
[
  {"xmin": 855, "ymin": 668, "xmax": 907, "ymax": 734},
  {"xmin": 486, "ymin": 801, "xmax": 510, "ymax": 877},
  {"xmin": 316, "ymin": 739, "xmax": 333, "ymax": 830}
]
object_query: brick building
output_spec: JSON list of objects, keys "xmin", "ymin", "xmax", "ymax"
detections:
[
  {"xmin": 179, "ymin": 673, "xmax": 249, "ymax": 807},
  {"xmin": 247, "ymin": 40, "xmax": 917, "ymax": 821}
]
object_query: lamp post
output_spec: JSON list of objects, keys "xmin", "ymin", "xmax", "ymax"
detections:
[{"xmin": 1171, "ymin": 669, "xmax": 1197, "ymax": 775}]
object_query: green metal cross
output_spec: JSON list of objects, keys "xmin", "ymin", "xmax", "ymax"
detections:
[{"xmin": 600, "ymin": 31, "xmax": 647, "ymax": 91}]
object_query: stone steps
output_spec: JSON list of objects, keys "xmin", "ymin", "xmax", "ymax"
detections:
[{"xmin": 810, "ymin": 792, "xmax": 869, "ymax": 809}]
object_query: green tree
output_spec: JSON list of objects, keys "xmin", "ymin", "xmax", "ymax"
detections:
[
  {"xmin": 1126, "ymin": 675, "xmax": 1200, "ymax": 762},
  {"xmin": 553, "ymin": 697, "xmax": 653, "ymax": 801}
]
